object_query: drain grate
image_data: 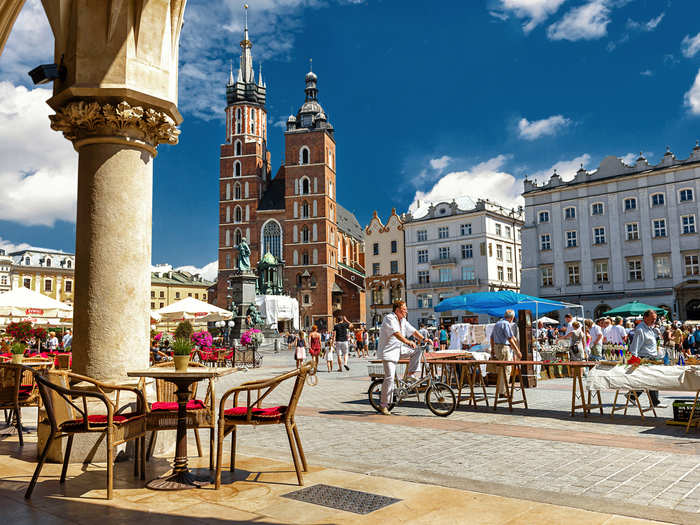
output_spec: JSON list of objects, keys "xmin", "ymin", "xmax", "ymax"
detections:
[{"xmin": 282, "ymin": 484, "xmax": 401, "ymax": 515}]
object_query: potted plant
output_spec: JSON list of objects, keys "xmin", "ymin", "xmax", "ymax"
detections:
[
  {"xmin": 10, "ymin": 342, "xmax": 26, "ymax": 364},
  {"xmin": 171, "ymin": 337, "xmax": 192, "ymax": 372}
]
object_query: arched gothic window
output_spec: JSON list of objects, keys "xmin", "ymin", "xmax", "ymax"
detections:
[
  {"xmin": 234, "ymin": 183, "xmax": 241, "ymax": 200},
  {"xmin": 66, "ymin": 260, "xmax": 72, "ymax": 269},
  {"xmin": 234, "ymin": 206, "xmax": 242, "ymax": 223},
  {"xmin": 262, "ymin": 220, "xmax": 282, "ymax": 259},
  {"xmin": 234, "ymin": 161, "xmax": 241, "ymax": 177},
  {"xmin": 235, "ymin": 108, "xmax": 241, "ymax": 134},
  {"xmin": 302, "ymin": 251, "xmax": 309, "ymax": 265},
  {"xmin": 300, "ymin": 177, "xmax": 310, "ymax": 195},
  {"xmin": 234, "ymin": 229, "xmax": 242, "ymax": 246},
  {"xmin": 300, "ymin": 146, "xmax": 310, "ymax": 165},
  {"xmin": 250, "ymin": 108, "xmax": 256, "ymax": 134},
  {"xmin": 225, "ymin": 183, "xmax": 231, "ymax": 200},
  {"xmin": 301, "ymin": 226, "xmax": 310, "ymax": 243},
  {"xmin": 235, "ymin": 140, "xmax": 242, "ymax": 156},
  {"xmin": 302, "ymin": 201, "xmax": 309, "ymax": 218}
]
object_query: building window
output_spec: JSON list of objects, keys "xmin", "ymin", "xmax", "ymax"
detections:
[
  {"xmin": 417, "ymin": 230, "xmax": 427, "ymax": 242},
  {"xmin": 506, "ymin": 246, "xmax": 513, "ymax": 262},
  {"xmin": 234, "ymin": 161, "xmax": 241, "ymax": 177},
  {"xmin": 595, "ymin": 261, "xmax": 609, "ymax": 283},
  {"xmin": 234, "ymin": 206, "xmax": 242, "ymax": 223},
  {"xmin": 390, "ymin": 261, "xmax": 398, "ymax": 274},
  {"xmin": 495, "ymin": 224, "xmax": 502, "ymax": 236},
  {"xmin": 23, "ymin": 278, "xmax": 31, "ymax": 288},
  {"xmin": 44, "ymin": 279, "xmax": 52, "ymax": 292},
  {"xmin": 300, "ymin": 147, "xmax": 310, "ymax": 165},
  {"xmin": 302, "ymin": 294, "xmax": 310, "ymax": 305},
  {"xmin": 262, "ymin": 220, "xmax": 282, "ymax": 259},
  {"xmin": 682, "ymin": 214, "xmax": 696, "ymax": 234},
  {"xmin": 461, "ymin": 244, "xmax": 473, "ymax": 259},
  {"xmin": 679, "ymin": 188, "xmax": 694, "ymax": 202},
  {"xmin": 235, "ymin": 140, "xmax": 242, "ymax": 156},
  {"xmin": 391, "ymin": 240, "xmax": 397, "ymax": 253},
  {"xmin": 372, "ymin": 287, "xmax": 383, "ymax": 305},
  {"xmin": 439, "ymin": 268, "xmax": 451, "ymax": 282},
  {"xmin": 417, "ymin": 250, "xmax": 428, "ymax": 264},
  {"xmin": 564, "ymin": 207, "xmax": 576, "ymax": 220},
  {"xmin": 437, "ymin": 247, "xmax": 449, "ymax": 260},
  {"xmin": 462, "ymin": 267, "xmax": 475, "ymax": 281},
  {"xmin": 497, "ymin": 266, "xmax": 504, "ymax": 280},
  {"xmin": 685, "ymin": 254, "xmax": 700, "ymax": 276},
  {"xmin": 626, "ymin": 223, "xmax": 639, "ymax": 240},
  {"xmin": 541, "ymin": 267, "xmax": 553, "ymax": 287},
  {"xmin": 438, "ymin": 226, "xmax": 449, "ymax": 239},
  {"xmin": 302, "ymin": 201, "xmax": 309, "ymax": 218},
  {"xmin": 159, "ymin": 291, "xmax": 165, "ymax": 298},
  {"xmin": 302, "ymin": 251, "xmax": 309, "ymax": 265},
  {"xmin": 507, "ymin": 267, "xmax": 514, "ymax": 281},
  {"xmin": 655, "ymin": 255, "xmax": 671, "ymax": 279},
  {"xmin": 591, "ymin": 202, "xmax": 604, "ymax": 215},
  {"xmin": 418, "ymin": 270, "xmax": 430, "ymax": 284},
  {"xmin": 567, "ymin": 264, "xmax": 580, "ymax": 285},
  {"xmin": 160, "ymin": 302, "xmax": 164, "ymax": 308},
  {"xmin": 505, "ymin": 226, "xmax": 511, "ymax": 238},
  {"xmin": 593, "ymin": 227, "xmax": 606, "ymax": 245},
  {"xmin": 373, "ymin": 243, "xmax": 379, "ymax": 255},
  {"xmin": 488, "ymin": 243, "xmax": 493, "ymax": 257},
  {"xmin": 627, "ymin": 259, "xmax": 643, "ymax": 281},
  {"xmin": 151, "ymin": 302, "xmax": 155, "ymax": 309},
  {"xmin": 372, "ymin": 263, "xmax": 380, "ymax": 276},
  {"xmin": 66, "ymin": 260, "xmax": 72, "ymax": 269},
  {"xmin": 234, "ymin": 229, "xmax": 242, "ymax": 246},
  {"xmin": 538, "ymin": 211, "xmax": 550, "ymax": 223},
  {"xmin": 234, "ymin": 183, "xmax": 241, "ymax": 200},
  {"xmin": 624, "ymin": 197, "xmax": 637, "ymax": 210},
  {"xmin": 496, "ymin": 244, "xmax": 503, "ymax": 260},
  {"xmin": 175, "ymin": 292, "xmax": 180, "ymax": 299},
  {"xmin": 65, "ymin": 280, "xmax": 73, "ymax": 293},
  {"xmin": 653, "ymin": 218, "xmax": 667, "ymax": 238},
  {"xmin": 24, "ymin": 256, "xmax": 30, "ymax": 265},
  {"xmin": 300, "ymin": 177, "xmax": 310, "ymax": 195},
  {"xmin": 651, "ymin": 193, "xmax": 665, "ymax": 206},
  {"xmin": 301, "ymin": 226, "xmax": 310, "ymax": 243},
  {"xmin": 417, "ymin": 294, "xmax": 433, "ymax": 308},
  {"xmin": 225, "ymin": 254, "xmax": 231, "ymax": 268},
  {"xmin": 566, "ymin": 231, "xmax": 577, "ymax": 248},
  {"xmin": 461, "ymin": 223, "xmax": 472, "ymax": 235},
  {"xmin": 540, "ymin": 234, "xmax": 551, "ymax": 251},
  {"xmin": 45, "ymin": 258, "xmax": 51, "ymax": 267}
]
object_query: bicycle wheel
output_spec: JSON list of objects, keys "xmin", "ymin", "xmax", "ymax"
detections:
[
  {"xmin": 425, "ymin": 382, "xmax": 456, "ymax": 417},
  {"xmin": 368, "ymin": 379, "xmax": 394, "ymax": 413}
]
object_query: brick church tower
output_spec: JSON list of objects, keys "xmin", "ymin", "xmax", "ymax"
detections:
[{"xmin": 216, "ymin": 13, "xmax": 366, "ymax": 330}]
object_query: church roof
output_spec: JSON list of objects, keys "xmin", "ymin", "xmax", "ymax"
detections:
[
  {"xmin": 337, "ymin": 204, "xmax": 364, "ymax": 241},
  {"xmin": 258, "ymin": 172, "xmax": 286, "ymax": 211}
]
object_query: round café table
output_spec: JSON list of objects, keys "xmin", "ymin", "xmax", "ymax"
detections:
[{"xmin": 127, "ymin": 366, "xmax": 235, "ymax": 490}]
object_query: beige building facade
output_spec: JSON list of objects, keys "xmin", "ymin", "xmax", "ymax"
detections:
[
  {"xmin": 9, "ymin": 249, "xmax": 76, "ymax": 304},
  {"xmin": 150, "ymin": 271, "xmax": 215, "ymax": 310},
  {"xmin": 364, "ymin": 209, "xmax": 406, "ymax": 327}
]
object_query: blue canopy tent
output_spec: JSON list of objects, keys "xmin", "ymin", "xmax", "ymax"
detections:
[{"xmin": 434, "ymin": 291, "xmax": 580, "ymax": 319}]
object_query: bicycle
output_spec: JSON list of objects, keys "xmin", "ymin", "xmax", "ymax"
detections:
[{"xmin": 367, "ymin": 344, "xmax": 456, "ymax": 417}]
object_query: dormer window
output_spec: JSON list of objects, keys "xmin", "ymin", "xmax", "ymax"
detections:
[
  {"xmin": 24, "ymin": 257, "xmax": 30, "ymax": 265},
  {"xmin": 66, "ymin": 260, "xmax": 72, "ymax": 269}
]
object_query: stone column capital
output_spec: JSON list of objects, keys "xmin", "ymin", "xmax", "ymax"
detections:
[{"xmin": 49, "ymin": 100, "xmax": 180, "ymax": 155}]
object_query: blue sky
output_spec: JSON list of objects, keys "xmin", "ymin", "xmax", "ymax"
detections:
[{"xmin": 1, "ymin": 0, "xmax": 700, "ymax": 276}]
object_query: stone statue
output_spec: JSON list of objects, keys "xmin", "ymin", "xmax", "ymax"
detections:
[
  {"xmin": 236, "ymin": 237, "xmax": 251, "ymax": 272},
  {"xmin": 247, "ymin": 304, "xmax": 264, "ymax": 328}
]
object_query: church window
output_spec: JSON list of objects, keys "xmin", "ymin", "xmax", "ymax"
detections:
[
  {"xmin": 302, "ymin": 201, "xmax": 309, "ymax": 218},
  {"xmin": 313, "ymin": 177, "xmax": 318, "ymax": 193},
  {"xmin": 329, "ymin": 181, "xmax": 333, "ymax": 199},
  {"xmin": 301, "ymin": 226, "xmax": 310, "ymax": 243},
  {"xmin": 225, "ymin": 230, "xmax": 231, "ymax": 246},
  {"xmin": 262, "ymin": 220, "xmax": 282, "ymax": 259},
  {"xmin": 234, "ymin": 183, "xmax": 241, "ymax": 200},
  {"xmin": 300, "ymin": 177, "xmax": 310, "ymax": 195},
  {"xmin": 300, "ymin": 146, "xmax": 310, "ymax": 165},
  {"xmin": 250, "ymin": 108, "xmax": 256, "ymax": 134},
  {"xmin": 312, "ymin": 224, "xmax": 318, "ymax": 241},
  {"xmin": 293, "ymin": 201, "xmax": 298, "ymax": 218},
  {"xmin": 234, "ymin": 229, "xmax": 242, "ymax": 246},
  {"xmin": 302, "ymin": 251, "xmax": 309, "ymax": 265},
  {"xmin": 328, "ymin": 150, "xmax": 333, "ymax": 169},
  {"xmin": 226, "ymin": 254, "xmax": 231, "ymax": 268},
  {"xmin": 235, "ymin": 140, "xmax": 242, "ymax": 156},
  {"xmin": 235, "ymin": 108, "xmax": 241, "ymax": 134},
  {"xmin": 293, "ymin": 225, "xmax": 298, "ymax": 243},
  {"xmin": 234, "ymin": 161, "xmax": 241, "ymax": 177},
  {"xmin": 234, "ymin": 206, "xmax": 242, "ymax": 223},
  {"xmin": 225, "ymin": 183, "xmax": 231, "ymax": 200},
  {"xmin": 312, "ymin": 200, "xmax": 317, "ymax": 216},
  {"xmin": 225, "ymin": 206, "xmax": 230, "ymax": 223},
  {"xmin": 244, "ymin": 182, "xmax": 249, "ymax": 198},
  {"xmin": 293, "ymin": 251, "xmax": 299, "ymax": 265},
  {"xmin": 245, "ymin": 205, "xmax": 249, "ymax": 221},
  {"xmin": 313, "ymin": 249, "xmax": 318, "ymax": 264},
  {"xmin": 330, "ymin": 205, "xmax": 334, "ymax": 222}
]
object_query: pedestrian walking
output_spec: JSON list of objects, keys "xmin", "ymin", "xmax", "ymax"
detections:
[
  {"xmin": 439, "ymin": 324, "xmax": 448, "ymax": 350},
  {"xmin": 488, "ymin": 310, "xmax": 521, "ymax": 396},
  {"xmin": 308, "ymin": 325, "xmax": 322, "ymax": 368},
  {"xmin": 332, "ymin": 315, "xmax": 352, "ymax": 372},
  {"xmin": 295, "ymin": 329, "xmax": 307, "ymax": 369}
]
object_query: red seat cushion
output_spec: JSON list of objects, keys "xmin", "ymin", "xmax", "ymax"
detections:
[
  {"xmin": 18, "ymin": 386, "xmax": 33, "ymax": 399},
  {"xmin": 151, "ymin": 399, "xmax": 206, "ymax": 411},
  {"xmin": 224, "ymin": 405, "xmax": 287, "ymax": 421},
  {"xmin": 60, "ymin": 413, "xmax": 141, "ymax": 431}
]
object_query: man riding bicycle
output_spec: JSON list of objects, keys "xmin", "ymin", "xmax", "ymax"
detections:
[{"xmin": 378, "ymin": 300, "xmax": 427, "ymax": 416}]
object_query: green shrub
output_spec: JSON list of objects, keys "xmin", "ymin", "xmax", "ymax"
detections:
[{"xmin": 174, "ymin": 321, "xmax": 193, "ymax": 340}]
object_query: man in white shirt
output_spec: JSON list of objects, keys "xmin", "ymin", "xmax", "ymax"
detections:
[
  {"xmin": 563, "ymin": 314, "xmax": 574, "ymax": 336},
  {"xmin": 378, "ymin": 300, "xmax": 427, "ymax": 415},
  {"xmin": 607, "ymin": 317, "xmax": 627, "ymax": 345},
  {"xmin": 589, "ymin": 319, "xmax": 604, "ymax": 358}
]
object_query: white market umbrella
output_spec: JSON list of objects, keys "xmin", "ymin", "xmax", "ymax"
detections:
[
  {"xmin": 0, "ymin": 287, "xmax": 73, "ymax": 318},
  {"xmin": 150, "ymin": 311, "xmax": 162, "ymax": 324},
  {"xmin": 155, "ymin": 297, "xmax": 233, "ymax": 323},
  {"xmin": 536, "ymin": 316, "xmax": 559, "ymax": 325}
]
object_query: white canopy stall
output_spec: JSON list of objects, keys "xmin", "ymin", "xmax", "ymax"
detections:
[
  {"xmin": 0, "ymin": 287, "xmax": 73, "ymax": 326},
  {"xmin": 155, "ymin": 297, "xmax": 233, "ymax": 328},
  {"xmin": 255, "ymin": 295, "xmax": 299, "ymax": 330}
]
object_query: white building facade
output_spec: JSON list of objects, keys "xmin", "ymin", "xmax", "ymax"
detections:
[
  {"xmin": 404, "ymin": 198, "xmax": 523, "ymax": 327},
  {"xmin": 0, "ymin": 249, "xmax": 12, "ymax": 293},
  {"xmin": 521, "ymin": 145, "xmax": 700, "ymax": 321}
]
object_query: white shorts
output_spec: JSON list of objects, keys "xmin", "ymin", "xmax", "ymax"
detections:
[
  {"xmin": 325, "ymin": 346, "xmax": 334, "ymax": 360},
  {"xmin": 335, "ymin": 341, "xmax": 349, "ymax": 357}
]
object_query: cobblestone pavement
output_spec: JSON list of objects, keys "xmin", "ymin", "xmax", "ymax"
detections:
[{"xmin": 211, "ymin": 349, "xmax": 700, "ymax": 524}]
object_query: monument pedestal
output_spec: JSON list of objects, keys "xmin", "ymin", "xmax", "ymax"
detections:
[{"xmin": 229, "ymin": 271, "xmax": 258, "ymax": 339}]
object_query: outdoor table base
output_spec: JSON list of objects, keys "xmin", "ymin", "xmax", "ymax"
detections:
[
  {"xmin": 570, "ymin": 365, "xmax": 603, "ymax": 418},
  {"xmin": 458, "ymin": 363, "xmax": 489, "ymax": 408},
  {"xmin": 610, "ymin": 389, "xmax": 657, "ymax": 420},
  {"xmin": 686, "ymin": 390, "xmax": 700, "ymax": 432}
]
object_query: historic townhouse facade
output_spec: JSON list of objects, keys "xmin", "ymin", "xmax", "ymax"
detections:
[
  {"xmin": 521, "ymin": 144, "xmax": 700, "ymax": 321},
  {"xmin": 404, "ymin": 198, "xmax": 523, "ymax": 327},
  {"xmin": 9, "ymin": 249, "xmax": 76, "ymax": 304},
  {"xmin": 215, "ymin": 20, "xmax": 365, "ymax": 330},
  {"xmin": 0, "ymin": 249, "xmax": 12, "ymax": 293},
  {"xmin": 364, "ymin": 209, "xmax": 406, "ymax": 327}
]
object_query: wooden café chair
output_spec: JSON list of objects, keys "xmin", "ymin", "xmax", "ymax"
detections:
[
  {"xmin": 215, "ymin": 362, "xmax": 315, "ymax": 488},
  {"xmin": 0, "ymin": 363, "xmax": 27, "ymax": 445},
  {"xmin": 25, "ymin": 370, "xmax": 147, "ymax": 500}
]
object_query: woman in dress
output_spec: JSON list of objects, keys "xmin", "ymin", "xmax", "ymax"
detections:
[
  {"xmin": 295, "ymin": 329, "xmax": 307, "ymax": 369},
  {"xmin": 308, "ymin": 325, "xmax": 322, "ymax": 368}
]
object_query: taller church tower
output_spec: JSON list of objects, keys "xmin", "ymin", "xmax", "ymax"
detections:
[{"xmin": 217, "ymin": 8, "xmax": 271, "ymax": 306}]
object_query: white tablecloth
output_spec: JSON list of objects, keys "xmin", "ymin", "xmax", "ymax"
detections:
[{"xmin": 585, "ymin": 364, "xmax": 700, "ymax": 391}]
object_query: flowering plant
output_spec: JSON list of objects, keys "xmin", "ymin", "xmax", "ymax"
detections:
[
  {"xmin": 31, "ymin": 327, "xmax": 48, "ymax": 340},
  {"xmin": 191, "ymin": 330, "xmax": 213, "ymax": 349},
  {"xmin": 6, "ymin": 321, "xmax": 33, "ymax": 342},
  {"xmin": 153, "ymin": 333, "xmax": 163, "ymax": 342},
  {"xmin": 240, "ymin": 328, "xmax": 263, "ymax": 347}
]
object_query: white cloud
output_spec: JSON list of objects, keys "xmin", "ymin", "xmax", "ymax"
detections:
[
  {"xmin": 496, "ymin": 0, "xmax": 567, "ymax": 33},
  {"xmin": 547, "ymin": 1, "xmax": 610, "ymax": 41},
  {"xmin": 529, "ymin": 154, "xmax": 591, "ymax": 182},
  {"xmin": 626, "ymin": 12, "xmax": 665, "ymax": 32},
  {"xmin": 176, "ymin": 262, "xmax": 219, "ymax": 282},
  {"xmin": 0, "ymin": 0, "xmax": 53, "ymax": 84},
  {"xmin": 0, "ymin": 82, "xmax": 78, "ymax": 226},
  {"xmin": 0, "ymin": 237, "xmax": 59, "ymax": 254},
  {"xmin": 409, "ymin": 154, "xmax": 524, "ymax": 211},
  {"xmin": 684, "ymin": 69, "xmax": 700, "ymax": 116},
  {"xmin": 429, "ymin": 155, "xmax": 453, "ymax": 170},
  {"xmin": 489, "ymin": 10, "xmax": 509, "ymax": 22},
  {"xmin": 619, "ymin": 152, "xmax": 637, "ymax": 165},
  {"xmin": 682, "ymin": 33, "xmax": 700, "ymax": 59},
  {"xmin": 640, "ymin": 69, "xmax": 653, "ymax": 77},
  {"xmin": 517, "ymin": 115, "xmax": 571, "ymax": 140}
]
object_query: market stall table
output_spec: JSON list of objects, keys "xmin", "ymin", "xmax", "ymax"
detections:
[{"xmin": 127, "ymin": 366, "xmax": 235, "ymax": 490}]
